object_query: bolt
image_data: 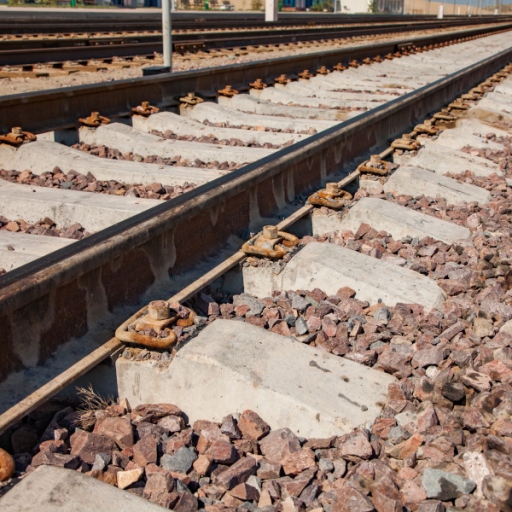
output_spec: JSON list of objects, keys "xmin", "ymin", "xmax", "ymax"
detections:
[
  {"xmin": 326, "ymin": 183, "xmax": 339, "ymax": 194},
  {"xmin": 11, "ymin": 127, "xmax": 22, "ymax": 136},
  {"xmin": 263, "ymin": 225, "xmax": 279, "ymax": 240},
  {"xmin": 148, "ymin": 300, "xmax": 170, "ymax": 320},
  {"xmin": 369, "ymin": 154, "xmax": 381, "ymax": 164}
]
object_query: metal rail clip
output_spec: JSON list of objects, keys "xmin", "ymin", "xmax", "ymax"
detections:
[
  {"xmin": 180, "ymin": 92, "xmax": 204, "ymax": 105},
  {"xmin": 218, "ymin": 85, "xmax": 238, "ymax": 97},
  {"xmin": 308, "ymin": 182, "xmax": 353, "ymax": 210},
  {"xmin": 414, "ymin": 119, "xmax": 439, "ymax": 136},
  {"xmin": 118, "ymin": 300, "xmax": 196, "ymax": 350},
  {"xmin": 433, "ymin": 108, "xmax": 457, "ymax": 124},
  {"xmin": 316, "ymin": 66, "xmax": 330, "ymax": 75},
  {"xmin": 242, "ymin": 225, "xmax": 299, "ymax": 259},
  {"xmin": 132, "ymin": 101, "xmax": 159, "ymax": 117},
  {"xmin": 249, "ymin": 78, "xmax": 267, "ymax": 89},
  {"xmin": 0, "ymin": 127, "xmax": 36, "ymax": 146},
  {"xmin": 357, "ymin": 154, "xmax": 394, "ymax": 175},
  {"xmin": 333, "ymin": 63, "xmax": 347, "ymax": 71},
  {"xmin": 298, "ymin": 70, "xmax": 314, "ymax": 80},
  {"xmin": 79, "ymin": 111, "xmax": 110, "ymax": 127},
  {"xmin": 274, "ymin": 74, "xmax": 291, "ymax": 85},
  {"xmin": 391, "ymin": 133, "xmax": 421, "ymax": 151},
  {"xmin": 448, "ymin": 98, "xmax": 469, "ymax": 112}
]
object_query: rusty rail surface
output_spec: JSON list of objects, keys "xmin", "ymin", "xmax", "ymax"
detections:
[
  {"xmin": 0, "ymin": 41, "xmax": 511, "ymax": 422},
  {"xmin": 1, "ymin": 23, "xmax": 511, "ymax": 134}
]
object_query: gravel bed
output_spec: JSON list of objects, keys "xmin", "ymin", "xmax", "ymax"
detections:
[
  {"xmin": 0, "ymin": 214, "xmax": 88, "ymax": 241},
  {"xmin": 72, "ymin": 142, "xmax": 243, "ymax": 172},
  {"xmin": 152, "ymin": 129, "xmax": 289, "ymax": 150},
  {"xmin": 0, "ymin": 168, "xmax": 195, "ymax": 200}
]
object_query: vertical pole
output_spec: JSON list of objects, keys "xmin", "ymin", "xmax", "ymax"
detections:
[
  {"xmin": 162, "ymin": 0, "xmax": 172, "ymax": 69},
  {"xmin": 265, "ymin": 0, "xmax": 278, "ymax": 21}
]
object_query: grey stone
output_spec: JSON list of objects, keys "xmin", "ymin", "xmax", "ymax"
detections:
[
  {"xmin": 291, "ymin": 295, "xmax": 310, "ymax": 312},
  {"xmin": 160, "ymin": 446, "xmax": 197, "ymax": 473},
  {"xmin": 295, "ymin": 317, "xmax": 308, "ymax": 336},
  {"xmin": 388, "ymin": 425, "xmax": 411, "ymax": 445},
  {"xmin": 318, "ymin": 458, "xmax": 334, "ymax": 473},
  {"xmin": 247, "ymin": 475, "xmax": 262, "ymax": 493},
  {"xmin": 441, "ymin": 382, "xmax": 466, "ymax": 402},
  {"xmin": 91, "ymin": 452, "xmax": 111, "ymax": 472},
  {"xmin": 374, "ymin": 308, "xmax": 391, "ymax": 325},
  {"xmin": 422, "ymin": 468, "xmax": 476, "ymax": 500},
  {"xmin": 285, "ymin": 314, "xmax": 296, "ymax": 327},
  {"xmin": 233, "ymin": 293, "xmax": 265, "ymax": 317}
]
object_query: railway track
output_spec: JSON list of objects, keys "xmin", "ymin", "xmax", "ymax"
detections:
[
  {"xmin": 0, "ymin": 11, "xmax": 501, "ymax": 34},
  {"xmin": 0, "ymin": 23, "xmax": 512, "ymax": 510},
  {"xmin": 1, "ymin": 18, "xmax": 509, "ymax": 68}
]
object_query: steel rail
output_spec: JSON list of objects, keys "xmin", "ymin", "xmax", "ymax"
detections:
[
  {"xmin": 0, "ymin": 34, "xmax": 511, "ymax": 433},
  {"xmin": 1, "ymin": 23, "xmax": 511, "ymax": 134}
]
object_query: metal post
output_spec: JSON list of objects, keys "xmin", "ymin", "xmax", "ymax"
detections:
[
  {"xmin": 265, "ymin": 0, "xmax": 278, "ymax": 21},
  {"xmin": 162, "ymin": 0, "xmax": 172, "ymax": 70}
]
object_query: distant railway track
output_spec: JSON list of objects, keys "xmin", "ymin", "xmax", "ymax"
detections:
[
  {"xmin": 1, "ymin": 19, "xmax": 511, "ymax": 69},
  {"xmin": 0, "ymin": 11, "xmax": 505, "ymax": 34}
]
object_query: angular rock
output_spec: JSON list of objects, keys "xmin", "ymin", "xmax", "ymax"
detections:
[
  {"xmin": 206, "ymin": 440, "xmax": 239, "ymax": 465},
  {"xmin": 94, "ymin": 416, "xmax": 134, "ymax": 449},
  {"xmin": 259, "ymin": 428, "xmax": 301, "ymax": 464},
  {"xmin": 131, "ymin": 403, "xmax": 183, "ymax": 424},
  {"xmin": 161, "ymin": 446, "xmax": 197, "ymax": 473},
  {"xmin": 174, "ymin": 490, "xmax": 199, "ymax": 512},
  {"xmin": 117, "ymin": 467, "xmax": 144, "ymax": 490},
  {"xmin": 133, "ymin": 434, "xmax": 158, "ymax": 467},
  {"xmin": 238, "ymin": 410, "xmax": 270, "ymax": 441},
  {"xmin": 143, "ymin": 471, "xmax": 176, "ymax": 506},
  {"xmin": 331, "ymin": 486, "xmax": 375, "ymax": 512},
  {"xmin": 280, "ymin": 448, "xmax": 316, "ymax": 476},
  {"xmin": 257, "ymin": 460, "xmax": 282, "ymax": 480},
  {"xmin": 213, "ymin": 456, "xmax": 258, "ymax": 490},
  {"xmin": 441, "ymin": 382, "xmax": 465, "ymax": 402},
  {"xmin": 229, "ymin": 482, "xmax": 260, "ymax": 501},
  {"xmin": 463, "ymin": 451, "xmax": 494, "ymax": 496},
  {"xmin": 422, "ymin": 467, "xmax": 476, "ymax": 500},
  {"xmin": 70, "ymin": 429, "xmax": 116, "ymax": 465},
  {"xmin": 482, "ymin": 475, "xmax": 512, "ymax": 512},
  {"xmin": 336, "ymin": 430, "xmax": 373, "ymax": 460},
  {"xmin": 461, "ymin": 371, "xmax": 492, "ymax": 392}
]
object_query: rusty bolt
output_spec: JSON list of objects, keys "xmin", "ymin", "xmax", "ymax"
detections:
[
  {"xmin": 263, "ymin": 225, "xmax": 279, "ymax": 240},
  {"xmin": 274, "ymin": 74, "xmax": 290, "ymax": 85},
  {"xmin": 79, "ymin": 111, "xmax": 110, "ymax": 127},
  {"xmin": 132, "ymin": 101, "xmax": 159, "ymax": 116},
  {"xmin": 249, "ymin": 78, "xmax": 267, "ymax": 89},
  {"xmin": 298, "ymin": 69, "xmax": 314, "ymax": 79},
  {"xmin": 218, "ymin": 85, "xmax": 238, "ymax": 97},
  {"xmin": 333, "ymin": 62, "xmax": 346, "ymax": 71},
  {"xmin": 148, "ymin": 300, "xmax": 170, "ymax": 320},
  {"xmin": 180, "ymin": 92, "xmax": 204, "ymax": 105},
  {"xmin": 316, "ymin": 66, "xmax": 330, "ymax": 75}
]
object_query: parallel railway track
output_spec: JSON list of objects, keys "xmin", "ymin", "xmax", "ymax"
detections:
[{"xmin": 2, "ymin": 18, "xmax": 510, "ymax": 67}]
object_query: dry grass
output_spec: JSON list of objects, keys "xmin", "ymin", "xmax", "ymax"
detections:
[{"xmin": 75, "ymin": 385, "xmax": 114, "ymax": 431}]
